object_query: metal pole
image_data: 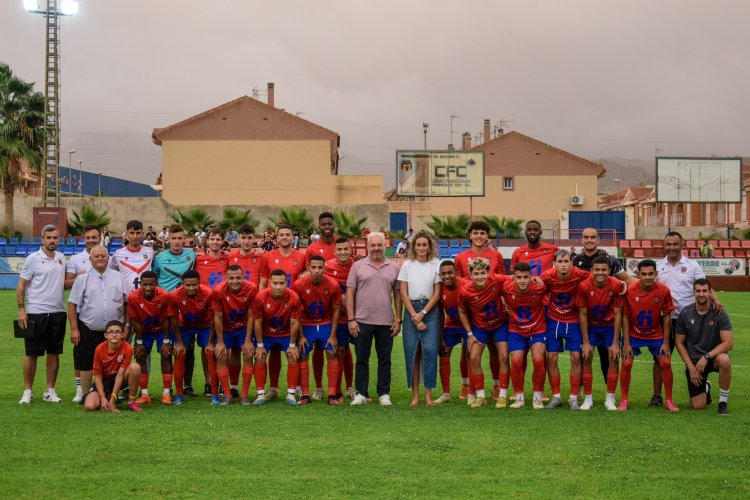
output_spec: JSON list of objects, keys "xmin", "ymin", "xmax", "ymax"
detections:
[
  {"xmin": 98, "ymin": 172, "xmax": 102, "ymax": 197},
  {"xmin": 68, "ymin": 148, "xmax": 75, "ymax": 194},
  {"xmin": 78, "ymin": 159, "xmax": 82, "ymax": 195}
]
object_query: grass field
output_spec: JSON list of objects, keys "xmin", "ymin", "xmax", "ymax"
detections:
[{"xmin": 1, "ymin": 290, "xmax": 748, "ymax": 499}]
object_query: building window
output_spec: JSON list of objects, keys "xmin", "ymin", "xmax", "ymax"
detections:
[{"xmin": 503, "ymin": 177, "xmax": 514, "ymax": 190}]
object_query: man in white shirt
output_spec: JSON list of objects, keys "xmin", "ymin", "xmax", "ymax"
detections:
[{"xmin": 16, "ymin": 225, "xmax": 68, "ymax": 404}]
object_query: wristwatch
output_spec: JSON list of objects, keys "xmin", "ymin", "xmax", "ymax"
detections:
[{"xmin": 704, "ymin": 353, "xmax": 711, "ymax": 360}]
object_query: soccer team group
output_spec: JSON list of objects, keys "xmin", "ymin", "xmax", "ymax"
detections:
[{"xmin": 15, "ymin": 213, "xmax": 734, "ymax": 415}]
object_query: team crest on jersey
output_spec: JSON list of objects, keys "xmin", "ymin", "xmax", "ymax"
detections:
[
  {"xmin": 117, "ymin": 355, "xmax": 123, "ymax": 363},
  {"xmin": 709, "ymin": 319, "xmax": 715, "ymax": 326},
  {"xmin": 491, "ymin": 286, "xmax": 496, "ymax": 292},
  {"xmin": 690, "ymin": 319, "xmax": 695, "ymax": 324},
  {"xmin": 293, "ymin": 259, "xmax": 299, "ymax": 266},
  {"xmin": 243, "ymin": 296, "xmax": 248, "ymax": 302},
  {"xmin": 157, "ymin": 303, "xmax": 162, "ymax": 308},
  {"xmin": 144, "ymin": 254, "xmax": 150, "ymax": 260},
  {"xmin": 266, "ymin": 304, "xmax": 271, "ymax": 309},
  {"xmin": 681, "ymin": 267, "xmax": 687, "ymax": 273},
  {"xmin": 185, "ymin": 256, "xmax": 190, "ymax": 262},
  {"xmin": 324, "ymin": 289, "xmax": 329, "ymax": 295},
  {"xmin": 198, "ymin": 301, "xmax": 204, "ymax": 307},
  {"xmin": 608, "ymin": 291, "xmax": 613, "ymax": 296},
  {"xmin": 654, "ymin": 297, "xmax": 659, "ymax": 303},
  {"xmin": 220, "ymin": 259, "xmax": 227, "ymax": 265},
  {"xmin": 252, "ymin": 258, "xmax": 257, "ymax": 264},
  {"xmin": 58, "ymin": 259, "xmax": 63, "ymax": 265}
]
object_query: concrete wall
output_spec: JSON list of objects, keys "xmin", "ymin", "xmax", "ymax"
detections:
[{"xmin": 635, "ymin": 225, "xmax": 734, "ymax": 240}]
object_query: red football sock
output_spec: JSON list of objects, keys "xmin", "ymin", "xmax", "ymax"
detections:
[
  {"xmin": 206, "ymin": 351, "xmax": 218, "ymax": 395},
  {"xmin": 531, "ymin": 357, "xmax": 546, "ymax": 392},
  {"xmin": 286, "ymin": 361, "xmax": 300, "ymax": 392},
  {"xmin": 582, "ymin": 369, "xmax": 593, "ymax": 396},
  {"xmin": 499, "ymin": 371, "xmax": 509, "ymax": 390},
  {"xmin": 173, "ymin": 351, "xmax": 185, "ymax": 395},
  {"xmin": 326, "ymin": 358, "xmax": 339, "ymax": 396},
  {"xmin": 550, "ymin": 373, "xmax": 561, "ymax": 395},
  {"xmin": 254, "ymin": 361, "xmax": 267, "ymax": 391},
  {"xmin": 139, "ymin": 373, "xmax": 149, "ymax": 391},
  {"xmin": 162, "ymin": 373, "xmax": 172, "ymax": 390},
  {"xmin": 439, "ymin": 355, "xmax": 451, "ymax": 393},
  {"xmin": 658, "ymin": 357, "xmax": 674, "ymax": 400},
  {"xmin": 606, "ymin": 369, "xmax": 619, "ymax": 394},
  {"xmin": 312, "ymin": 348, "xmax": 324, "ymax": 388},
  {"xmin": 344, "ymin": 347, "xmax": 354, "ymax": 387},
  {"xmin": 569, "ymin": 374, "xmax": 581, "ymax": 397},
  {"xmin": 470, "ymin": 370, "xmax": 485, "ymax": 394},
  {"xmin": 216, "ymin": 367, "xmax": 231, "ymax": 400},
  {"xmin": 620, "ymin": 358, "xmax": 633, "ymax": 400},
  {"xmin": 459, "ymin": 353, "xmax": 468, "ymax": 379},
  {"xmin": 522, "ymin": 351, "xmax": 528, "ymax": 375},
  {"xmin": 241, "ymin": 365, "xmax": 253, "ymax": 398},
  {"xmin": 229, "ymin": 362, "xmax": 240, "ymax": 386},
  {"xmin": 299, "ymin": 359, "xmax": 310, "ymax": 395},
  {"xmin": 510, "ymin": 357, "xmax": 525, "ymax": 396},
  {"xmin": 269, "ymin": 349, "xmax": 281, "ymax": 387}
]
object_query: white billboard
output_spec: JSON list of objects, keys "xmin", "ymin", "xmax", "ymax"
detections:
[
  {"xmin": 656, "ymin": 157, "xmax": 742, "ymax": 203},
  {"xmin": 626, "ymin": 258, "xmax": 745, "ymax": 277},
  {"xmin": 396, "ymin": 150, "xmax": 485, "ymax": 197}
]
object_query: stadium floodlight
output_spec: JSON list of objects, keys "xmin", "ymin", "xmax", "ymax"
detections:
[
  {"xmin": 60, "ymin": 0, "xmax": 78, "ymax": 16},
  {"xmin": 23, "ymin": 0, "xmax": 39, "ymax": 11}
]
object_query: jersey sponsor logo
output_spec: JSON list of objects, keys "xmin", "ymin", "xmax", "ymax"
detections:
[{"xmin": 117, "ymin": 355, "xmax": 123, "ymax": 363}]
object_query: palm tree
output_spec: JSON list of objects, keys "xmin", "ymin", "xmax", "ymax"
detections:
[
  {"xmin": 481, "ymin": 215, "xmax": 525, "ymax": 239},
  {"xmin": 170, "ymin": 207, "xmax": 216, "ymax": 235},
  {"xmin": 425, "ymin": 214, "xmax": 471, "ymax": 238},
  {"xmin": 217, "ymin": 207, "xmax": 260, "ymax": 232},
  {"xmin": 0, "ymin": 63, "xmax": 45, "ymax": 232},
  {"xmin": 268, "ymin": 207, "xmax": 314, "ymax": 236},
  {"xmin": 332, "ymin": 211, "xmax": 368, "ymax": 238},
  {"xmin": 67, "ymin": 204, "xmax": 111, "ymax": 236}
]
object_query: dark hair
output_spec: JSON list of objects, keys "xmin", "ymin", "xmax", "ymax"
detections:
[
  {"xmin": 693, "ymin": 277, "xmax": 712, "ymax": 290},
  {"xmin": 513, "ymin": 262, "xmax": 531, "ymax": 273},
  {"xmin": 182, "ymin": 269, "xmax": 200, "ymax": 281},
  {"xmin": 83, "ymin": 224, "xmax": 101, "ymax": 235},
  {"xmin": 665, "ymin": 231, "xmax": 683, "ymax": 241},
  {"xmin": 277, "ymin": 224, "xmax": 293, "ymax": 233},
  {"xmin": 309, "ymin": 255, "xmax": 325, "ymax": 264},
  {"xmin": 270, "ymin": 269, "xmax": 286, "ymax": 278},
  {"xmin": 591, "ymin": 256, "xmax": 611, "ymax": 267},
  {"xmin": 207, "ymin": 227, "xmax": 224, "ymax": 239},
  {"xmin": 169, "ymin": 223, "xmax": 184, "ymax": 234},
  {"xmin": 637, "ymin": 259, "xmax": 657, "ymax": 271},
  {"xmin": 226, "ymin": 265, "xmax": 242, "ymax": 274},
  {"xmin": 238, "ymin": 224, "xmax": 255, "ymax": 235},
  {"xmin": 318, "ymin": 212, "xmax": 334, "ymax": 221},
  {"xmin": 126, "ymin": 220, "xmax": 143, "ymax": 231},
  {"xmin": 525, "ymin": 220, "xmax": 541, "ymax": 229},
  {"xmin": 140, "ymin": 270, "xmax": 157, "ymax": 281},
  {"xmin": 335, "ymin": 237, "xmax": 350, "ymax": 245},
  {"xmin": 439, "ymin": 260, "xmax": 455, "ymax": 268},
  {"xmin": 467, "ymin": 221, "xmax": 490, "ymax": 234},
  {"xmin": 105, "ymin": 320, "xmax": 124, "ymax": 331}
]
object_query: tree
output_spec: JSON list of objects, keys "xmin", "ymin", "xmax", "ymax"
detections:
[
  {"xmin": 332, "ymin": 211, "xmax": 368, "ymax": 238},
  {"xmin": 424, "ymin": 214, "xmax": 471, "ymax": 238},
  {"xmin": 67, "ymin": 204, "xmax": 111, "ymax": 236},
  {"xmin": 217, "ymin": 206, "xmax": 260, "ymax": 233},
  {"xmin": 0, "ymin": 63, "xmax": 45, "ymax": 232},
  {"xmin": 481, "ymin": 215, "xmax": 524, "ymax": 239},
  {"xmin": 170, "ymin": 207, "xmax": 216, "ymax": 235},
  {"xmin": 268, "ymin": 207, "xmax": 314, "ymax": 236}
]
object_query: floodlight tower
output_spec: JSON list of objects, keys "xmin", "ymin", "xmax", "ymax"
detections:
[{"xmin": 23, "ymin": 0, "xmax": 78, "ymax": 207}]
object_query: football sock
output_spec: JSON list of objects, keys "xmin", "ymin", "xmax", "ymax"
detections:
[
  {"xmin": 531, "ymin": 357, "xmax": 546, "ymax": 393},
  {"xmin": 286, "ymin": 362, "xmax": 300, "ymax": 393},
  {"xmin": 162, "ymin": 373, "xmax": 172, "ymax": 391},
  {"xmin": 140, "ymin": 373, "xmax": 149, "ymax": 391},
  {"xmin": 719, "ymin": 388, "xmax": 729, "ymax": 403},
  {"xmin": 229, "ymin": 363, "xmax": 240, "ymax": 386},
  {"xmin": 606, "ymin": 369, "xmax": 619, "ymax": 394},
  {"xmin": 439, "ymin": 356, "xmax": 451, "ymax": 394},
  {"xmin": 570, "ymin": 374, "xmax": 581, "ymax": 397},
  {"xmin": 658, "ymin": 356, "xmax": 674, "ymax": 401},
  {"xmin": 253, "ymin": 362, "xmax": 267, "ymax": 392},
  {"xmin": 206, "ymin": 351, "xmax": 218, "ymax": 396},
  {"xmin": 299, "ymin": 359, "xmax": 310, "ymax": 395},
  {"xmin": 620, "ymin": 358, "xmax": 633, "ymax": 401},
  {"xmin": 582, "ymin": 369, "xmax": 593, "ymax": 396},
  {"xmin": 75, "ymin": 377, "xmax": 81, "ymax": 388},
  {"xmin": 470, "ymin": 371, "xmax": 485, "ymax": 398},
  {"xmin": 499, "ymin": 371, "xmax": 509, "ymax": 398},
  {"xmin": 241, "ymin": 365, "xmax": 253, "ymax": 398},
  {"xmin": 510, "ymin": 357, "xmax": 525, "ymax": 397},
  {"xmin": 217, "ymin": 368, "xmax": 231, "ymax": 399},
  {"xmin": 312, "ymin": 348, "xmax": 324, "ymax": 389},
  {"xmin": 173, "ymin": 351, "xmax": 185, "ymax": 395},
  {"xmin": 326, "ymin": 358, "xmax": 339, "ymax": 396}
]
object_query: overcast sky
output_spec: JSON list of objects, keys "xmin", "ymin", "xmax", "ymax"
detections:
[{"xmin": 2, "ymin": 0, "xmax": 748, "ymax": 189}]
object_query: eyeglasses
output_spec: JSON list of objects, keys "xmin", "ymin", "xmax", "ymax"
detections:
[{"xmin": 105, "ymin": 330, "xmax": 124, "ymax": 335}]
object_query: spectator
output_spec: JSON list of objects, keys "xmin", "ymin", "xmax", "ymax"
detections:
[
  {"xmin": 225, "ymin": 227, "xmax": 239, "ymax": 248},
  {"xmin": 700, "ymin": 240, "xmax": 714, "ymax": 258}
]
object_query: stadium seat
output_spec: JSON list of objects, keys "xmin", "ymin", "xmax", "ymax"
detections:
[
  {"xmin": 619, "ymin": 240, "xmax": 630, "ymax": 248},
  {"xmin": 20, "ymin": 237, "xmax": 31, "ymax": 245},
  {"xmin": 112, "ymin": 238, "xmax": 123, "ymax": 246},
  {"xmin": 65, "ymin": 237, "xmax": 76, "ymax": 246},
  {"xmin": 16, "ymin": 246, "xmax": 28, "ymax": 256},
  {"xmin": 734, "ymin": 250, "xmax": 746, "ymax": 258},
  {"xmin": 718, "ymin": 240, "xmax": 730, "ymax": 249},
  {"xmin": 63, "ymin": 246, "xmax": 75, "ymax": 256},
  {"xmin": 5, "ymin": 246, "xmax": 16, "ymax": 256},
  {"xmin": 9, "ymin": 237, "xmax": 19, "ymax": 245},
  {"xmin": 32, "ymin": 237, "xmax": 41, "ymax": 245},
  {"xmin": 743, "ymin": 241, "xmax": 750, "ymax": 249},
  {"xmin": 652, "ymin": 240, "xmax": 664, "ymax": 248},
  {"xmin": 439, "ymin": 251, "xmax": 452, "ymax": 259},
  {"xmin": 449, "ymin": 240, "xmax": 460, "ymax": 249},
  {"xmin": 438, "ymin": 239, "xmax": 448, "ymax": 249},
  {"xmin": 685, "ymin": 240, "xmax": 697, "ymax": 249},
  {"xmin": 712, "ymin": 250, "xmax": 723, "ymax": 258},
  {"xmin": 0, "ymin": 238, "xmax": 6, "ymax": 246},
  {"xmin": 460, "ymin": 239, "xmax": 471, "ymax": 248},
  {"xmin": 689, "ymin": 249, "xmax": 700, "ymax": 258},
  {"xmin": 76, "ymin": 239, "xmax": 86, "ymax": 247},
  {"xmin": 641, "ymin": 240, "xmax": 652, "ymax": 248},
  {"xmin": 730, "ymin": 240, "xmax": 741, "ymax": 248},
  {"xmin": 633, "ymin": 249, "xmax": 645, "ymax": 258},
  {"xmin": 629, "ymin": 240, "xmax": 641, "ymax": 248},
  {"xmin": 709, "ymin": 240, "xmax": 718, "ymax": 248}
]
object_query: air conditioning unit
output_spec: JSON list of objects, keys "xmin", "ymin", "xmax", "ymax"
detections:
[{"xmin": 570, "ymin": 195, "xmax": 584, "ymax": 206}]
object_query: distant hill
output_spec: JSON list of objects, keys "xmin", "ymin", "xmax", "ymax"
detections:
[{"xmin": 596, "ymin": 158, "xmax": 654, "ymax": 193}]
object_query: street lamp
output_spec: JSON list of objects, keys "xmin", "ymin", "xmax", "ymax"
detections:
[
  {"xmin": 422, "ymin": 122, "xmax": 429, "ymax": 151},
  {"xmin": 97, "ymin": 172, "xmax": 102, "ymax": 197},
  {"xmin": 613, "ymin": 178, "xmax": 621, "ymax": 193},
  {"xmin": 23, "ymin": 0, "xmax": 78, "ymax": 207},
  {"xmin": 67, "ymin": 148, "xmax": 75, "ymax": 193},
  {"xmin": 77, "ymin": 159, "xmax": 82, "ymax": 195}
]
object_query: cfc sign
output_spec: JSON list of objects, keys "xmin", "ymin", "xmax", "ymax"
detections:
[{"xmin": 396, "ymin": 150, "xmax": 485, "ymax": 197}]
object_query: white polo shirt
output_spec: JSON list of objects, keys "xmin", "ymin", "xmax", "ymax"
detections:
[
  {"xmin": 69, "ymin": 268, "xmax": 130, "ymax": 331},
  {"xmin": 19, "ymin": 248, "xmax": 66, "ymax": 314},
  {"xmin": 657, "ymin": 254, "xmax": 705, "ymax": 318},
  {"xmin": 66, "ymin": 248, "xmax": 93, "ymax": 276}
]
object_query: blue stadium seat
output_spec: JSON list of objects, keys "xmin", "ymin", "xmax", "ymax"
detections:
[
  {"xmin": 450, "ymin": 248, "xmax": 462, "ymax": 257},
  {"xmin": 449, "ymin": 240, "xmax": 460, "ymax": 248},
  {"xmin": 9, "ymin": 237, "xmax": 19, "ymax": 245},
  {"xmin": 16, "ymin": 246, "xmax": 28, "ymax": 256},
  {"xmin": 63, "ymin": 246, "xmax": 75, "ymax": 256},
  {"xmin": 439, "ymin": 250, "xmax": 452, "ymax": 259},
  {"xmin": 438, "ymin": 239, "xmax": 448, "ymax": 248},
  {"xmin": 112, "ymin": 238, "xmax": 123, "ymax": 246},
  {"xmin": 32, "ymin": 237, "xmax": 41, "ymax": 245},
  {"xmin": 5, "ymin": 246, "xmax": 16, "ymax": 256},
  {"xmin": 461, "ymin": 239, "xmax": 471, "ymax": 248},
  {"xmin": 76, "ymin": 238, "xmax": 86, "ymax": 247},
  {"xmin": 20, "ymin": 237, "xmax": 31, "ymax": 245},
  {"xmin": 65, "ymin": 238, "xmax": 76, "ymax": 246},
  {"xmin": 0, "ymin": 238, "xmax": 7, "ymax": 246}
]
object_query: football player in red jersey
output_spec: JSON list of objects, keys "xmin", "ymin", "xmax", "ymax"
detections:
[
  {"xmin": 196, "ymin": 228, "xmax": 228, "ymax": 290},
  {"xmin": 168, "ymin": 270, "xmax": 214, "ymax": 404},
  {"xmin": 620, "ymin": 259, "xmax": 679, "ymax": 412},
  {"xmin": 127, "ymin": 271, "xmax": 173, "ymax": 405},
  {"xmin": 434, "ymin": 260, "xmax": 471, "ymax": 404},
  {"xmin": 228, "ymin": 224, "xmax": 267, "ymax": 288},
  {"xmin": 262, "ymin": 224, "xmax": 306, "ymax": 399},
  {"xmin": 576, "ymin": 256, "xmax": 625, "ymax": 410},
  {"xmin": 453, "ymin": 221, "xmax": 506, "ymax": 400},
  {"xmin": 252, "ymin": 269, "xmax": 303, "ymax": 406},
  {"xmin": 325, "ymin": 237, "xmax": 356, "ymax": 401},
  {"xmin": 510, "ymin": 220, "xmax": 559, "ymax": 277},
  {"xmin": 292, "ymin": 256, "xmax": 342, "ymax": 404}
]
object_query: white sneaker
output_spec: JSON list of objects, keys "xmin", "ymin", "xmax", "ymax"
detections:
[
  {"xmin": 467, "ymin": 394, "xmax": 476, "ymax": 406},
  {"xmin": 350, "ymin": 393, "xmax": 367, "ymax": 406},
  {"xmin": 346, "ymin": 387, "xmax": 356, "ymax": 399},
  {"xmin": 580, "ymin": 399, "xmax": 594, "ymax": 411},
  {"xmin": 434, "ymin": 393, "xmax": 451, "ymax": 405},
  {"xmin": 19, "ymin": 390, "xmax": 33, "ymax": 405},
  {"xmin": 604, "ymin": 398, "xmax": 618, "ymax": 411},
  {"xmin": 72, "ymin": 387, "xmax": 84, "ymax": 404},
  {"xmin": 43, "ymin": 390, "xmax": 63, "ymax": 403},
  {"xmin": 379, "ymin": 394, "xmax": 392, "ymax": 406},
  {"xmin": 312, "ymin": 388, "xmax": 323, "ymax": 401},
  {"xmin": 267, "ymin": 387, "xmax": 279, "ymax": 400}
]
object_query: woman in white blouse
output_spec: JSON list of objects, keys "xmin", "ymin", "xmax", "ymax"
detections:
[{"xmin": 397, "ymin": 231, "xmax": 441, "ymax": 406}]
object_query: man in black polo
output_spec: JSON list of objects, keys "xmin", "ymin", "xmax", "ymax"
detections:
[
  {"xmin": 572, "ymin": 228, "xmax": 635, "ymax": 382},
  {"xmin": 674, "ymin": 278, "xmax": 733, "ymax": 415}
]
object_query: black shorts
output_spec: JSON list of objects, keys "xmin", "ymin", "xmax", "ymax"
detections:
[
  {"xmin": 25, "ymin": 312, "xmax": 67, "ymax": 357},
  {"xmin": 73, "ymin": 321, "xmax": 105, "ymax": 371},
  {"xmin": 685, "ymin": 362, "xmax": 718, "ymax": 398},
  {"xmin": 85, "ymin": 377, "xmax": 129, "ymax": 401}
]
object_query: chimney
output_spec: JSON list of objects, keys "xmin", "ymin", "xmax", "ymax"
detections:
[
  {"xmin": 462, "ymin": 132, "xmax": 472, "ymax": 150},
  {"xmin": 267, "ymin": 82, "xmax": 275, "ymax": 108},
  {"xmin": 483, "ymin": 119, "xmax": 491, "ymax": 144}
]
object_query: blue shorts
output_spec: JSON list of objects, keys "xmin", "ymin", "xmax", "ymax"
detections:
[
  {"xmin": 178, "ymin": 326, "xmax": 211, "ymax": 348},
  {"xmin": 628, "ymin": 336, "xmax": 665, "ymax": 357},
  {"xmin": 508, "ymin": 331, "xmax": 547, "ymax": 353},
  {"xmin": 336, "ymin": 324, "xmax": 351, "ymax": 347},
  {"xmin": 587, "ymin": 325, "xmax": 614, "ymax": 348},
  {"xmin": 546, "ymin": 320, "xmax": 582, "ymax": 353},
  {"xmin": 471, "ymin": 324, "xmax": 509, "ymax": 345},
  {"xmin": 141, "ymin": 333, "xmax": 170, "ymax": 353},
  {"xmin": 262, "ymin": 335, "xmax": 291, "ymax": 353},
  {"xmin": 216, "ymin": 328, "xmax": 246, "ymax": 349},
  {"xmin": 443, "ymin": 327, "xmax": 467, "ymax": 348},
  {"xmin": 301, "ymin": 324, "xmax": 335, "ymax": 355}
]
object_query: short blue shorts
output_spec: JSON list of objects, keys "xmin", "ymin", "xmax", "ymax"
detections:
[
  {"xmin": 628, "ymin": 336, "xmax": 665, "ymax": 357},
  {"xmin": 215, "ymin": 328, "xmax": 247, "ymax": 349},
  {"xmin": 336, "ymin": 324, "xmax": 351, "ymax": 347},
  {"xmin": 587, "ymin": 325, "xmax": 614, "ymax": 348},
  {"xmin": 546, "ymin": 319, "xmax": 582, "ymax": 353},
  {"xmin": 301, "ymin": 324, "xmax": 335, "ymax": 355},
  {"xmin": 262, "ymin": 335, "xmax": 292, "ymax": 353},
  {"xmin": 141, "ymin": 332, "xmax": 170, "ymax": 353},
  {"xmin": 508, "ymin": 331, "xmax": 546, "ymax": 353},
  {"xmin": 471, "ymin": 324, "xmax": 509, "ymax": 345},
  {"xmin": 443, "ymin": 327, "xmax": 467, "ymax": 348},
  {"xmin": 178, "ymin": 326, "xmax": 211, "ymax": 348}
]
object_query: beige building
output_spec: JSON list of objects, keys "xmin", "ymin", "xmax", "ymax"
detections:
[
  {"xmin": 387, "ymin": 125, "xmax": 605, "ymax": 229},
  {"xmin": 152, "ymin": 84, "xmax": 383, "ymax": 207}
]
